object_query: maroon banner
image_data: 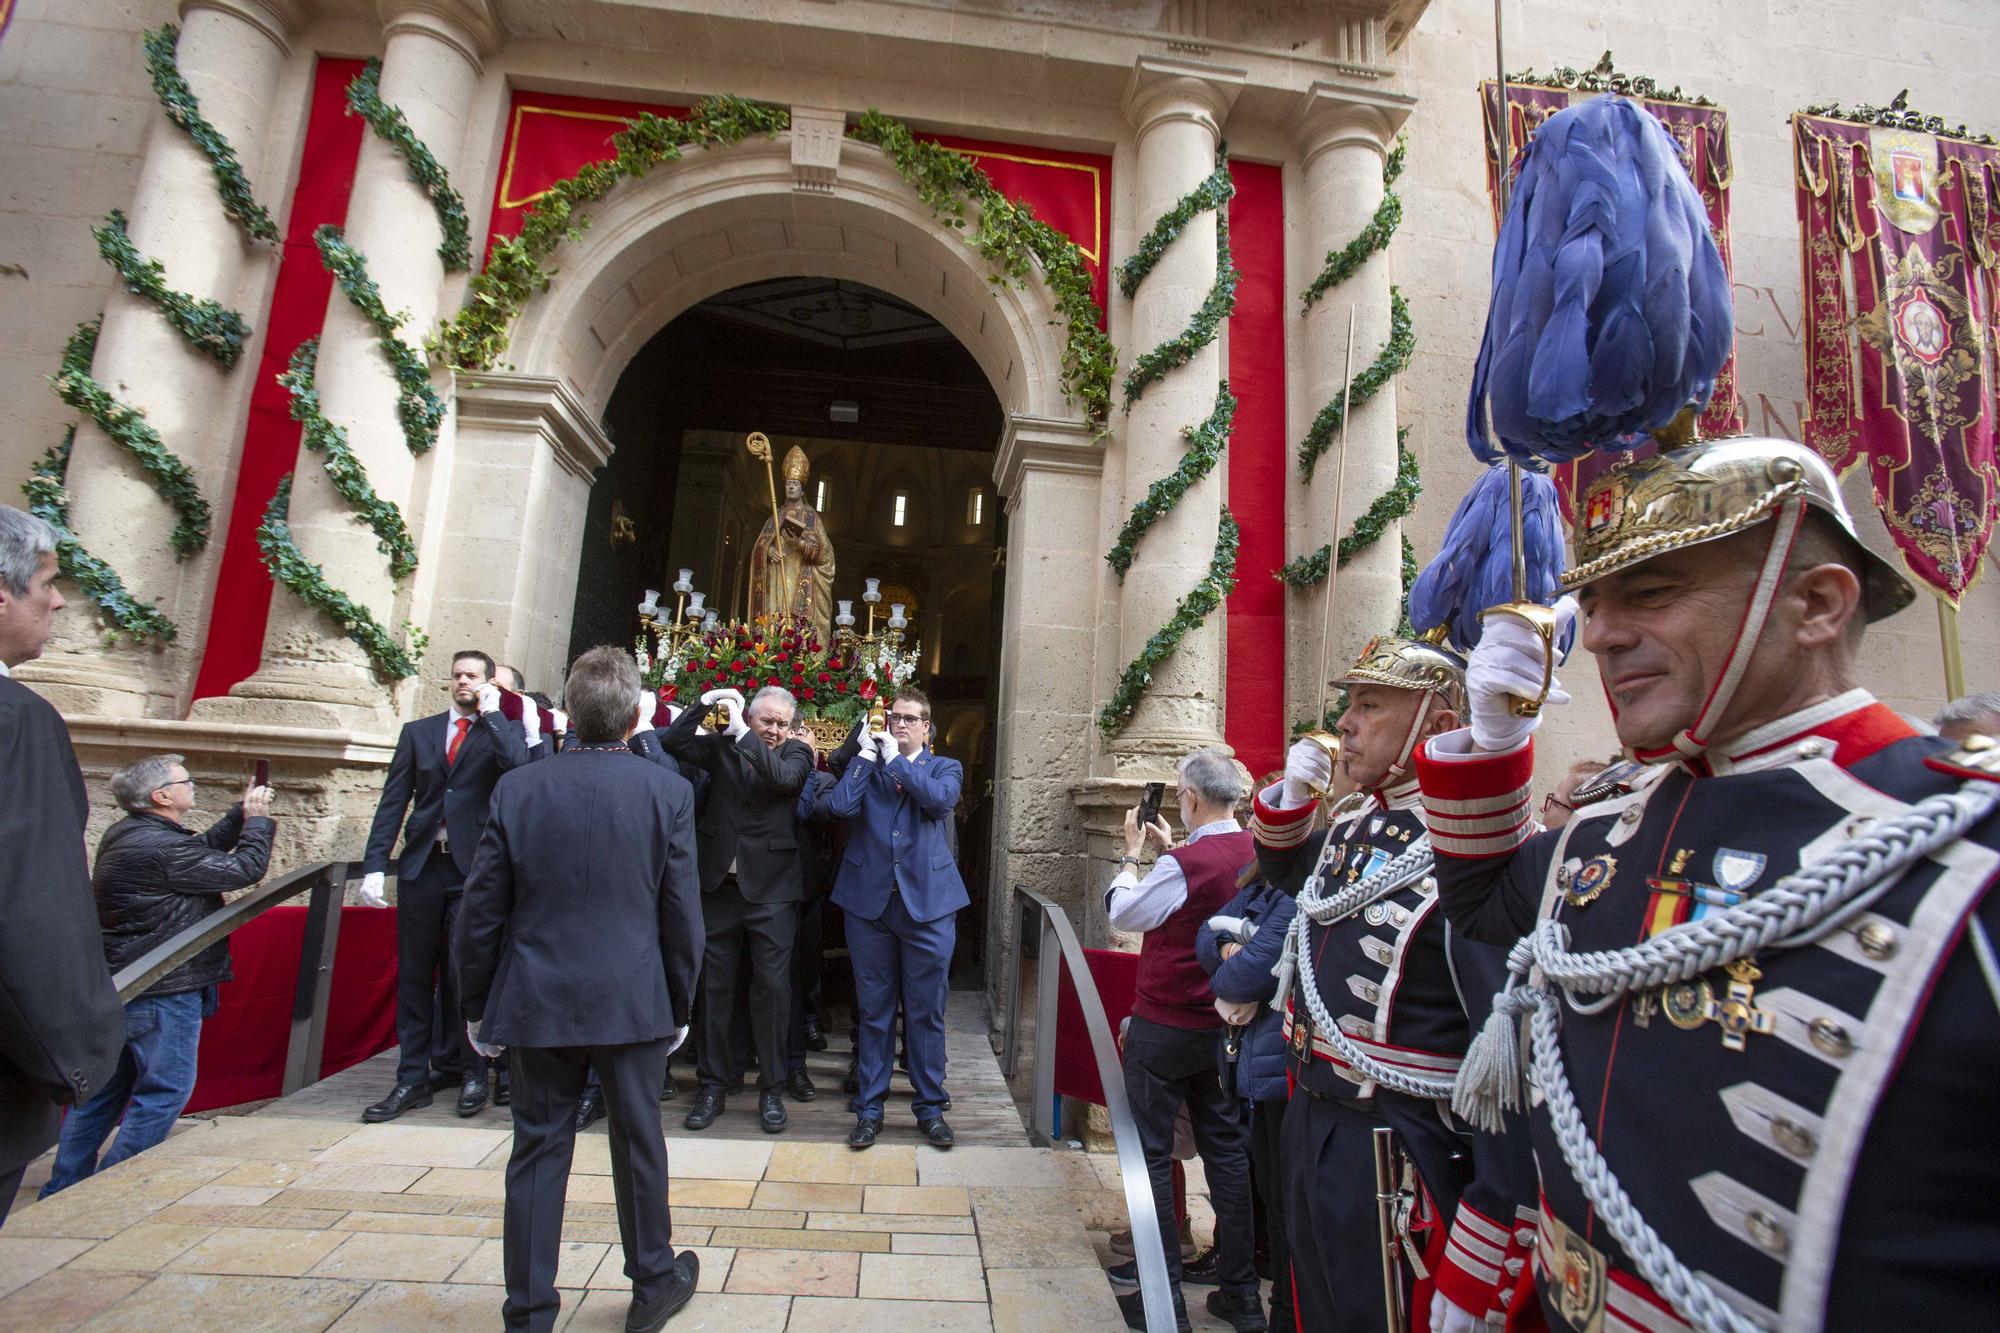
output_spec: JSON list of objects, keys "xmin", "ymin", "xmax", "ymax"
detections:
[
  {"xmin": 1794, "ymin": 114, "xmax": 2000, "ymax": 605},
  {"xmin": 1481, "ymin": 81, "xmax": 1745, "ymax": 517}
]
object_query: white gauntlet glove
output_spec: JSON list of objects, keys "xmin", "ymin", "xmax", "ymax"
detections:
[
  {"xmin": 520, "ymin": 695, "xmax": 541, "ymax": 747},
  {"xmin": 1429, "ymin": 1292, "xmax": 1486, "ymax": 1333},
  {"xmin": 356, "ymin": 871, "xmax": 389, "ymax": 909},
  {"xmin": 1466, "ymin": 595, "xmax": 1577, "ymax": 752},
  {"xmin": 477, "ymin": 682, "xmax": 502, "ymax": 714},
  {"xmin": 1282, "ymin": 737, "xmax": 1333, "ymax": 807},
  {"xmin": 724, "ymin": 699, "xmax": 750, "ymax": 740}
]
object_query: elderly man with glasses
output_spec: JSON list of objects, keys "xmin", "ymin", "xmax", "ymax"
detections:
[{"xmin": 828, "ymin": 685, "xmax": 967, "ymax": 1149}]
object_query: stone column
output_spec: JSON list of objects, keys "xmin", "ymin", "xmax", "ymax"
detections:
[
  {"xmin": 1286, "ymin": 82, "xmax": 1412, "ymax": 728},
  {"xmin": 22, "ymin": 0, "xmax": 303, "ymax": 718},
  {"xmin": 1107, "ymin": 56, "xmax": 1242, "ymax": 775},
  {"xmin": 196, "ymin": 0, "xmax": 498, "ymax": 733}
]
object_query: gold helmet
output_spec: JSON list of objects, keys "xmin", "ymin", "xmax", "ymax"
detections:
[
  {"xmin": 1334, "ymin": 633, "xmax": 1469, "ymax": 716},
  {"xmin": 1563, "ymin": 437, "xmax": 1915, "ymax": 621},
  {"xmin": 782, "ymin": 444, "xmax": 811, "ymax": 483}
]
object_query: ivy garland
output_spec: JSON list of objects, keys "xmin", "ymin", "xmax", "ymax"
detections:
[
  {"xmin": 1115, "ymin": 158, "xmax": 1234, "ymax": 298},
  {"xmin": 50, "ymin": 317, "xmax": 210, "ymax": 557},
  {"xmin": 1123, "ymin": 156, "xmax": 1238, "ymax": 408},
  {"xmin": 346, "ymin": 59, "xmax": 471, "ymax": 272},
  {"xmin": 256, "ymin": 475, "xmax": 424, "ymax": 681},
  {"xmin": 850, "ymin": 111, "xmax": 1114, "ymax": 424},
  {"xmin": 1297, "ymin": 286, "xmax": 1413, "ymax": 480},
  {"xmin": 1098, "ymin": 510, "xmax": 1240, "ymax": 736},
  {"xmin": 315, "ymin": 225, "xmax": 445, "ymax": 456},
  {"xmin": 142, "ymin": 25, "xmax": 278, "ymax": 244},
  {"xmin": 22, "ymin": 428, "xmax": 178, "ymax": 645},
  {"xmin": 1277, "ymin": 429, "xmax": 1421, "ymax": 585},
  {"xmin": 278, "ymin": 338, "xmax": 419, "ymax": 578},
  {"xmin": 1106, "ymin": 383, "xmax": 1236, "ymax": 579},
  {"xmin": 1299, "ymin": 138, "xmax": 1405, "ymax": 310},
  {"xmin": 434, "ymin": 96, "xmax": 793, "ymax": 373},
  {"xmin": 93, "ymin": 209, "xmax": 251, "ymax": 367}
]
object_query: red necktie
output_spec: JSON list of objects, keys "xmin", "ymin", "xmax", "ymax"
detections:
[{"xmin": 447, "ymin": 715, "xmax": 471, "ymax": 766}]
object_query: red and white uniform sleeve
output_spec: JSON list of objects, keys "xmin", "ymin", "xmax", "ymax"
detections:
[{"xmin": 1415, "ymin": 730, "xmax": 1537, "ymax": 860}]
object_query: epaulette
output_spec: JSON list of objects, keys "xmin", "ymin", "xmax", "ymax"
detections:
[{"xmin": 1926, "ymin": 734, "xmax": 2000, "ymax": 782}]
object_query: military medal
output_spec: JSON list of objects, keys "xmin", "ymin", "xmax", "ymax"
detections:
[
  {"xmin": 1563, "ymin": 854, "xmax": 1617, "ymax": 907},
  {"xmin": 1663, "ymin": 978, "xmax": 1713, "ymax": 1030},
  {"xmin": 1705, "ymin": 958, "xmax": 1776, "ymax": 1051}
]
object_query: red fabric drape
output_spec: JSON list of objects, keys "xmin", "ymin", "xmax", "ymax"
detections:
[
  {"xmin": 186, "ymin": 904, "xmax": 399, "ymax": 1113},
  {"xmin": 191, "ymin": 57, "xmax": 369, "ymax": 701},
  {"xmin": 1225, "ymin": 160, "xmax": 1288, "ymax": 782},
  {"xmin": 1052, "ymin": 945, "xmax": 1138, "ymax": 1106}
]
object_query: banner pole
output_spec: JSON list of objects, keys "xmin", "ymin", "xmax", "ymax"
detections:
[{"xmin": 1938, "ymin": 597, "xmax": 1966, "ymax": 701}]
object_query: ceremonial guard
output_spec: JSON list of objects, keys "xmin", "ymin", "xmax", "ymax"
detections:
[
  {"xmin": 1421, "ymin": 439, "xmax": 2000, "ymax": 1332},
  {"xmin": 1253, "ymin": 636, "xmax": 1540, "ymax": 1333}
]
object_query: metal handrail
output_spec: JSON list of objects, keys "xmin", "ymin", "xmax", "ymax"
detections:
[
  {"xmin": 1001, "ymin": 885, "xmax": 1176, "ymax": 1331},
  {"xmin": 111, "ymin": 860, "xmax": 367, "ymax": 1098}
]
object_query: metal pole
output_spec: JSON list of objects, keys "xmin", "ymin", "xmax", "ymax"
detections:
[
  {"xmin": 1493, "ymin": 0, "xmax": 1529, "ymax": 605},
  {"xmin": 1372, "ymin": 1126, "xmax": 1406, "ymax": 1333},
  {"xmin": 283, "ymin": 862, "xmax": 347, "ymax": 1096},
  {"xmin": 1315, "ymin": 305, "xmax": 1361, "ymax": 723},
  {"xmin": 1029, "ymin": 911, "xmax": 1060, "ymax": 1147},
  {"xmin": 1938, "ymin": 598, "xmax": 1967, "ymax": 700}
]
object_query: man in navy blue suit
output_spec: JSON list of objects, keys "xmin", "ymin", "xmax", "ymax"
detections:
[
  {"xmin": 828, "ymin": 685, "xmax": 966, "ymax": 1149},
  {"xmin": 359, "ymin": 649, "xmax": 533, "ymax": 1122}
]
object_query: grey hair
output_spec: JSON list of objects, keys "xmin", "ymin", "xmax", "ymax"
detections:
[
  {"xmin": 564, "ymin": 646, "xmax": 641, "ymax": 743},
  {"xmin": 1934, "ymin": 691, "xmax": 2000, "ymax": 730},
  {"xmin": 1178, "ymin": 747, "xmax": 1244, "ymax": 808},
  {"xmin": 0, "ymin": 505, "xmax": 58, "ymax": 597},
  {"xmin": 747, "ymin": 685, "xmax": 799, "ymax": 726},
  {"xmin": 111, "ymin": 753, "xmax": 186, "ymax": 813}
]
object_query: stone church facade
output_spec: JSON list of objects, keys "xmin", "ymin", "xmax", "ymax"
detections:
[{"xmin": 2, "ymin": 0, "xmax": 1994, "ymax": 1014}]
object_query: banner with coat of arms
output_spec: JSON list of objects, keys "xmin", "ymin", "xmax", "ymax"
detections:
[
  {"xmin": 1481, "ymin": 60, "xmax": 1746, "ymax": 521},
  {"xmin": 1793, "ymin": 99, "xmax": 2000, "ymax": 605}
]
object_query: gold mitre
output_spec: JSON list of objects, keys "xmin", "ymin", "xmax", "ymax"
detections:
[
  {"xmin": 1562, "ymin": 437, "xmax": 1913, "ymax": 621},
  {"xmin": 1335, "ymin": 632, "xmax": 1468, "ymax": 713},
  {"xmin": 782, "ymin": 444, "xmax": 811, "ymax": 483}
]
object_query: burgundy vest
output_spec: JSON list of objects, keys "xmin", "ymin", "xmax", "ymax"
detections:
[{"xmin": 1132, "ymin": 829, "xmax": 1255, "ymax": 1030}]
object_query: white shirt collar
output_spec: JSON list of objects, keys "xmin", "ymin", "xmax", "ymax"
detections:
[
  {"xmin": 1700, "ymin": 688, "xmax": 1878, "ymax": 774},
  {"xmin": 1186, "ymin": 816, "xmax": 1243, "ymax": 842},
  {"xmin": 0, "ymin": 658, "xmax": 11, "ymax": 678}
]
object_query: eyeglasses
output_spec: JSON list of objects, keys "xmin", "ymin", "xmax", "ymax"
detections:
[
  {"xmin": 160, "ymin": 778, "xmax": 195, "ymax": 789},
  {"xmin": 886, "ymin": 713, "xmax": 927, "ymax": 727}
]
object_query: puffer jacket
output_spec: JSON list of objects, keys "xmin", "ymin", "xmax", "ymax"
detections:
[
  {"xmin": 1194, "ymin": 876, "xmax": 1297, "ymax": 1104},
  {"xmin": 94, "ymin": 807, "xmax": 275, "ymax": 998}
]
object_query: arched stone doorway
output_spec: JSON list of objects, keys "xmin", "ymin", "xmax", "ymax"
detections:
[{"xmin": 436, "ymin": 135, "xmax": 1107, "ymax": 999}]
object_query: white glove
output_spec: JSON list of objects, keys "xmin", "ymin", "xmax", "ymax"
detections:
[
  {"xmin": 1466, "ymin": 595, "xmax": 1577, "ymax": 752},
  {"xmin": 550, "ymin": 707, "xmax": 568, "ymax": 737},
  {"xmin": 699, "ymin": 687, "xmax": 743, "ymax": 709},
  {"xmin": 467, "ymin": 1019, "xmax": 504, "ymax": 1060},
  {"xmin": 356, "ymin": 872, "xmax": 389, "ymax": 908},
  {"xmin": 1429, "ymin": 1292, "xmax": 1484, "ymax": 1333},
  {"xmin": 868, "ymin": 728, "xmax": 894, "ymax": 758},
  {"xmin": 477, "ymin": 682, "xmax": 502, "ymax": 714},
  {"xmin": 1206, "ymin": 915, "xmax": 1255, "ymax": 943},
  {"xmin": 1215, "ymin": 997, "xmax": 1258, "ymax": 1027},
  {"xmin": 1282, "ymin": 738, "xmax": 1333, "ymax": 807},
  {"xmin": 724, "ymin": 698, "xmax": 750, "ymax": 740},
  {"xmin": 520, "ymin": 695, "xmax": 541, "ymax": 746},
  {"xmin": 856, "ymin": 735, "xmax": 880, "ymax": 763},
  {"xmin": 666, "ymin": 1024, "xmax": 690, "ymax": 1056}
]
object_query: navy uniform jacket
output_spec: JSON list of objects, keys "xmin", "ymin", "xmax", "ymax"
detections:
[
  {"xmin": 828, "ymin": 745, "xmax": 967, "ymax": 923},
  {"xmin": 456, "ymin": 747, "xmax": 703, "ymax": 1048},
  {"xmin": 363, "ymin": 706, "xmax": 533, "ymax": 880},
  {"xmin": 1416, "ymin": 692, "xmax": 2000, "ymax": 1332}
]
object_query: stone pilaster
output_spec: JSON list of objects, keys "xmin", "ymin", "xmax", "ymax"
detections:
[
  {"xmin": 1106, "ymin": 56, "xmax": 1242, "ymax": 775},
  {"xmin": 1286, "ymin": 80, "xmax": 1412, "ymax": 727},
  {"xmin": 195, "ymin": 0, "xmax": 498, "ymax": 732},
  {"xmin": 21, "ymin": 0, "xmax": 305, "ymax": 718}
]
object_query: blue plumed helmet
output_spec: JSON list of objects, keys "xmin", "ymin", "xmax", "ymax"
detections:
[
  {"xmin": 1409, "ymin": 465, "xmax": 1568, "ymax": 650},
  {"xmin": 1464, "ymin": 94, "xmax": 1732, "ymax": 465}
]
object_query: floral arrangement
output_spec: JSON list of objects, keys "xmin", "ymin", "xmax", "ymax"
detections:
[{"xmin": 637, "ymin": 615, "xmax": 920, "ymax": 726}]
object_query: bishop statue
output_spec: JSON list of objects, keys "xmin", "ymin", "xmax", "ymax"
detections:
[{"xmin": 747, "ymin": 444, "xmax": 836, "ymax": 641}]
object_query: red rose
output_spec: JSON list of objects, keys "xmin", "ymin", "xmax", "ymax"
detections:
[
  {"xmin": 817, "ymin": 671, "xmax": 830, "ymax": 684},
  {"xmin": 791, "ymin": 673, "xmax": 805, "ymax": 687},
  {"xmin": 801, "ymin": 687, "xmax": 816, "ymax": 700},
  {"xmin": 836, "ymin": 681, "xmax": 849, "ymax": 694},
  {"xmin": 706, "ymin": 657, "xmax": 719, "ymax": 669},
  {"xmin": 730, "ymin": 658, "xmax": 744, "ymax": 672},
  {"xmin": 775, "ymin": 651, "xmax": 789, "ymax": 663}
]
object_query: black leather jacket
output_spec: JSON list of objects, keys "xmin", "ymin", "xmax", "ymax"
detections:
[{"xmin": 94, "ymin": 807, "xmax": 275, "ymax": 998}]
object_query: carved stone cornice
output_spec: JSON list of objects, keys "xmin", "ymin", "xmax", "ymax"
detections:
[
  {"xmin": 995, "ymin": 414, "xmax": 1101, "ymax": 500},
  {"xmin": 453, "ymin": 371, "xmax": 614, "ymax": 483},
  {"xmin": 1123, "ymin": 55, "xmax": 1246, "ymax": 140}
]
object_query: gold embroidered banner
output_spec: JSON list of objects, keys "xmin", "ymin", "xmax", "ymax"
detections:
[
  {"xmin": 1794, "ymin": 111, "xmax": 2000, "ymax": 604},
  {"xmin": 1481, "ymin": 78, "xmax": 1746, "ymax": 519}
]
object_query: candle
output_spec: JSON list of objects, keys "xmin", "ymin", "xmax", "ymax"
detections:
[
  {"xmin": 888, "ymin": 602, "xmax": 907, "ymax": 630},
  {"xmin": 688, "ymin": 591, "xmax": 707, "ymax": 615},
  {"xmin": 672, "ymin": 568, "xmax": 693, "ymax": 595},
  {"xmin": 862, "ymin": 578, "xmax": 881, "ymax": 604},
  {"xmin": 836, "ymin": 599, "xmax": 855, "ymax": 628},
  {"xmin": 638, "ymin": 589, "xmax": 660, "ymax": 617}
]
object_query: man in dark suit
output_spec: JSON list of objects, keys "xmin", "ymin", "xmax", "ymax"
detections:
[
  {"xmin": 661, "ymin": 685, "xmax": 812, "ymax": 1134},
  {"xmin": 359, "ymin": 648, "xmax": 532, "ymax": 1121},
  {"xmin": 0, "ymin": 505, "xmax": 123, "ymax": 1226},
  {"xmin": 457, "ymin": 646, "xmax": 703, "ymax": 1333},
  {"xmin": 828, "ymin": 685, "xmax": 967, "ymax": 1150}
]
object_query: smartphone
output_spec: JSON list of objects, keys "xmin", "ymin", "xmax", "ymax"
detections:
[
  {"xmin": 253, "ymin": 758, "xmax": 271, "ymax": 787},
  {"xmin": 1135, "ymin": 780, "xmax": 1165, "ymax": 829}
]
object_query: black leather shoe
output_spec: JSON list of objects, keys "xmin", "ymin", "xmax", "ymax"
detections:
[
  {"xmin": 574, "ymin": 1088, "xmax": 606, "ymax": 1132},
  {"xmin": 428, "ymin": 1070, "xmax": 460, "ymax": 1093},
  {"xmin": 1118, "ymin": 1289, "xmax": 1191, "ymax": 1332},
  {"xmin": 784, "ymin": 1069, "xmax": 816, "ymax": 1102},
  {"xmin": 625, "ymin": 1250, "xmax": 699, "ymax": 1332},
  {"xmin": 758, "ymin": 1090, "xmax": 788, "ymax": 1133},
  {"xmin": 659, "ymin": 1068, "xmax": 677, "ymax": 1101},
  {"xmin": 917, "ymin": 1116, "xmax": 955, "ymax": 1149},
  {"xmin": 1180, "ymin": 1245, "xmax": 1219, "ymax": 1286},
  {"xmin": 684, "ymin": 1089, "xmax": 724, "ymax": 1130},
  {"xmin": 492, "ymin": 1067, "xmax": 510, "ymax": 1107},
  {"xmin": 362, "ymin": 1083, "xmax": 433, "ymax": 1123},
  {"xmin": 1205, "ymin": 1286, "xmax": 1268, "ymax": 1332},
  {"xmin": 847, "ymin": 1117, "xmax": 880, "ymax": 1150},
  {"xmin": 804, "ymin": 1019, "xmax": 827, "ymax": 1051},
  {"xmin": 456, "ymin": 1075, "xmax": 488, "ymax": 1117}
]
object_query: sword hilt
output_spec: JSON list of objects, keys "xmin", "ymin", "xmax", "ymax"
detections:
[{"xmin": 1480, "ymin": 600, "xmax": 1560, "ymax": 718}]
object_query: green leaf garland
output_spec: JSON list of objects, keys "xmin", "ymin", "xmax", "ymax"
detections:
[
  {"xmin": 315, "ymin": 225, "xmax": 445, "ymax": 456},
  {"xmin": 1122, "ymin": 155, "xmax": 1238, "ymax": 408},
  {"xmin": 49, "ymin": 317, "xmax": 210, "ymax": 557},
  {"xmin": 346, "ymin": 59, "xmax": 471, "ymax": 272},
  {"xmin": 1296, "ymin": 286, "xmax": 1413, "ymax": 480},
  {"xmin": 1276, "ymin": 429, "xmax": 1421, "ymax": 586},
  {"xmin": 1116, "ymin": 159, "xmax": 1234, "ymax": 297},
  {"xmin": 1106, "ymin": 383, "xmax": 1236, "ymax": 579},
  {"xmin": 1299, "ymin": 138, "xmax": 1405, "ymax": 310},
  {"xmin": 850, "ymin": 111, "xmax": 1114, "ymax": 424},
  {"xmin": 22, "ymin": 428, "xmax": 178, "ymax": 645},
  {"xmin": 93, "ymin": 209, "xmax": 251, "ymax": 367},
  {"xmin": 278, "ymin": 338, "xmax": 419, "ymax": 578},
  {"xmin": 142, "ymin": 24, "xmax": 278, "ymax": 244},
  {"xmin": 256, "ymin": 475, "xmax": 422, "ymax": 681},
  {"xmin": 1097, "ymin": 510, "xmax": 1240, "ymax": 736}
]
